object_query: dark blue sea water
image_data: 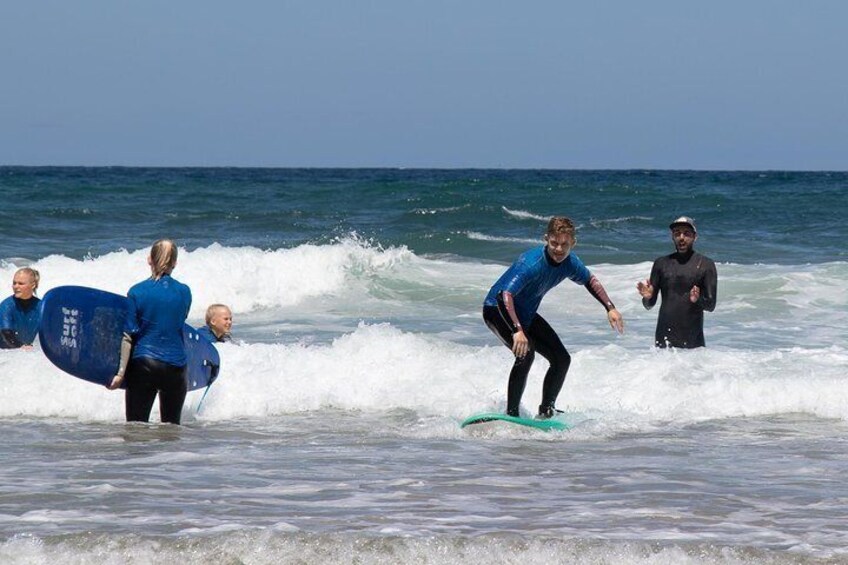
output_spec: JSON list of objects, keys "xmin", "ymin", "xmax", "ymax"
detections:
[
  {"xmin": 2, "ymin": 167, "xmax": 845, "ymax": 265},
  {"xmin": 1, "ymin": 167, "xmax": 847, "ymax": 564}
]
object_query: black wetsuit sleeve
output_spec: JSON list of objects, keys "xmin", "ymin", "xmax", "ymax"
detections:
[
  {"xmin": 642, "ymin": 261, "xmax": 660, "ymax": 310},
  {"xmin": 696, "ymin": 259, "xmax": 717, "ymax": 312},
  {"xmin": 0, "ymin": 329, "xmax": 23, "ymax": 349}
]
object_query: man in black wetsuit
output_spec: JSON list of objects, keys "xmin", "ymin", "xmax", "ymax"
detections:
[{"xmin": 637, "ymin": 216, "xmax": 717, "ymax": 348}]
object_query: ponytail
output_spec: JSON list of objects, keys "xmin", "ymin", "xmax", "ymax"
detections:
[{"xmin": 149, "ymin": 239, "xmax": 178, "ymax": 280}]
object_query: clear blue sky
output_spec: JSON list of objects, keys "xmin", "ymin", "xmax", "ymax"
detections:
[{"xmin": 2, "ymin": 1, "xmax": 846, "ymax": 169}]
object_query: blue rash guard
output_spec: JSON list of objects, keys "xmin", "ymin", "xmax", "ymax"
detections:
[
  {"xmin": 196, "ymin": 325, "xmax": 230, "ymax": 344},
  {"xmin": 484, "ymin": 246, "xmax": 592, "ymax": 329},
  {"xmin": 124, "ymin": 275, "xmax": 192, "ymax": 367},
  {"xmin": 0, "ymin": 295, "xmax": 41, "ymax": 347}
]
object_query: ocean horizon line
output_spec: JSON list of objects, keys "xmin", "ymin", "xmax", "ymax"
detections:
[{"xmin": 2, "ymin": 164, "xmax": 847, "ymax": 174}]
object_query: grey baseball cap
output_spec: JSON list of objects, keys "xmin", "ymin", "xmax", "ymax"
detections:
[{"xmin": 669, "ymin": 216, "xmax": 697, "ymax": 232}]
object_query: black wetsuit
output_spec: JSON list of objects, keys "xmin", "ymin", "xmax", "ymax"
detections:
[
  {"xmin": 483, "ymin": 292, "xmax": 571, "ymax": 417},
  {"xmin": 125, "ymin": 357, "xmax": 187, "ymax": 424},
  {"xmin": 643, "ymin": 250, "xmax": 717, "ymax": 348}
]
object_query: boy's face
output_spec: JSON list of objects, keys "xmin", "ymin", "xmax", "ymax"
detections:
[
  {"xmin": 545, "ymin": 232, "xmax": 575, "ymax": 264},
  {"xmin": 210, "ymin": 308, "xmax": 233, "ymax": 336},
  {"xmin": 12, "ymin": 272, "xmax": 36, "ymax": 299}
]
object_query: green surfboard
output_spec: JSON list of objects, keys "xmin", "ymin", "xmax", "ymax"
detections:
[{"xmin": 460, "ymin": 412, "xmax": 570, "ymax": 431}]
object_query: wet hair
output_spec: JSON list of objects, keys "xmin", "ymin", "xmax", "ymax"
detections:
[
  {"xmin": 205, "ymin": 304, "xmax": 231, "ymax": 325},
  {"xmin": 149, "ymin": 239, "xmax": 178, "ymax": 280},
  {"xmin": 546, "ymin": 217, "xmax": 576, "ymax": 239},
  {"xmin": 15, "ymin": 267, "xmax": 40, "ymax": 291}
]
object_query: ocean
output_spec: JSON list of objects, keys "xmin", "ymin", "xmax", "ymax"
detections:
[{"xmin": 1, "ymin": 167, "xmax": 846, "ymax": 564}]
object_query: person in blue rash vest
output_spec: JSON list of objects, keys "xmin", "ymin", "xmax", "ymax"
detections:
[
  {"xmin": 483, "ymin": 217, "xmax": 624, "ymax": 419},
  {"xmin": 0, "ymin": 267, "xmax": 41, "ymax": 349},
  {"xmin": 108, "ymin": 239, "xmax": 192, "ymax": 424},
  {"xmin": 197, "ymin": 304, "xmax": 233, "ymax": 343},
  {"xmin": 637, "ymin": 216, "xmax": 717, "ymax": 348}
]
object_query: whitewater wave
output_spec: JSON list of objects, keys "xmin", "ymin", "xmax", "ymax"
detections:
[
  {"xmin": 3, "ymin": 322, "xmax": 848, "ymax": 428},
  {"xmin": 3, "ymin": 240, "xmax": 844, "ymax": 320},
  {"xmin": 0, "ymin": 241, "xmax": 845, "ymax": 352},
  {"xmin": 0, "ymin": 531, "xmax": 810, "ymax": 565},
  {"xmin": 0, "ymin": 239, "xmax": 417, "ymax": 319}
]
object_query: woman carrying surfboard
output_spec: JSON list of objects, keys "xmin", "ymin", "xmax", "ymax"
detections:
[
  {"xmin": 483, "ymin": 217, "xmax": 624, "ymax": 419},
  {"xmin": 108, "ymin": 239, "xmax": 193, "ymax": 425}
]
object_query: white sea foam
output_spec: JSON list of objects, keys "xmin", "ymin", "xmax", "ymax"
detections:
[
  {"xmin": 412, "ymin": 205, "xmax": 468, "ymax": 215},
  {"xmin": 501, "ymin": 206, "xmax": 548, "ymax": 222},
  {"xmin": 0, "ymin": 239, "xmax": 416, "ymax": 319},
  {"xmin": 5, "ymin": 240, "xmax": 844, "ymax": 323},
  {"xmin": 466, "ymin": 231, "xmax": 540, "ymax": 245},
  {"xmin": 4, "ymin": 321, "xmax": 848, "ymax": 429},
  {"xmin": 589, "ymin": 215, "xmax": 654, "ymax": 228},
  {"xmin": 0, "ymin": 531, "xmax": 824, "ymax": 564},
  {"xmin": 190, "ymin": 326, "xmax": 848, "ymax": 426}
]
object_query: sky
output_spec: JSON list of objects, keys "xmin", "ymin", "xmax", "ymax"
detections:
[{"xmin": 2, "ymin": 1, "xmax": 847, "ymax": 170}]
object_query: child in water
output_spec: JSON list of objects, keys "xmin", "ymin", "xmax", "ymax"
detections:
[{"xmin": 197, "ymin": 304, "xmax": 233, "ymax": 343}]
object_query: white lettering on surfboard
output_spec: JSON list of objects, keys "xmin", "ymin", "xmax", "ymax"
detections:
[{"xmin": 61, "ymin": 307, "xmax": 80, "ymax": 349}]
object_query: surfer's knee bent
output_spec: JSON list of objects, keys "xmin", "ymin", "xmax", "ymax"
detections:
[
  {"xmin": 544, "ymin": 347, "xmax": 570, "ymax": 379},
  {"xmin": 556, "ymin": 349, "xmax": 571, "ymax": 372}
]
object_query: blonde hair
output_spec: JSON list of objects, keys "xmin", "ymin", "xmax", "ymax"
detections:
[
  {"xmin": 149, "ymin": 239, "xmax": 178, "ymax": 280},
  {"xmin": 205, "ymin": 304, "xmax": 231, "ymax": 325},
  {"xmin": 15, "ymin": 267, "xmax": 40, "ymax": 292}
]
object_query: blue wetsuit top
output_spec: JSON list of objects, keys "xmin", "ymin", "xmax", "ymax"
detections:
[
  {"xmin": 0, "ymin": 295, "xmax": 41, "ymax": 347},
  {"xmin": 196, "ymin": 325, "xmax": 231, "ymax": 344},
  {"xmin": 124, "ymin": 275, "xmax": 192, "ymax": 367},
  {"xmin": 484, "ymin": 246, "xmax": 592, "ymax": 329}
]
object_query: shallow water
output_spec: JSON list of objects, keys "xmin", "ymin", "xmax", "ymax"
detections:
[{"xmin": 3, "ymin": 412, "xmax": 848, "ymax": 562}]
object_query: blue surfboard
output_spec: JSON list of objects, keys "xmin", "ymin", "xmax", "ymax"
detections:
[
  {"xmin": 38, "ymin": 285, "xmax": 220, "ymax": 391},
  {"xmin": 460, "ymin": 412, "xmax": 570, "ymax": 431}
]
